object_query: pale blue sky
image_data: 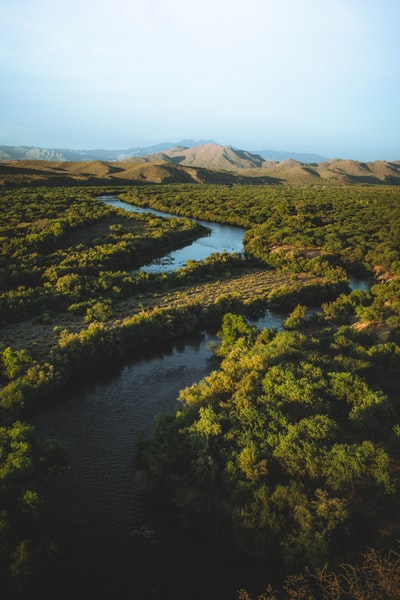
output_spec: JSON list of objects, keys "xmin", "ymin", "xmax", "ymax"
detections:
[{"xmin": 1, "ymin": 0, "xmax": 399, "ymax": 160}]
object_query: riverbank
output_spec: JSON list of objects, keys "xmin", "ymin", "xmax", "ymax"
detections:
[{"xmin": 0, "ymin": 268, "xmax": 342, "ymax": 363}]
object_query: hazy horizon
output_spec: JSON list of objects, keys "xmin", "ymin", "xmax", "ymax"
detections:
[{"xmin": 1, "ymin": 0, "xmax": 399, "ymax": 162}]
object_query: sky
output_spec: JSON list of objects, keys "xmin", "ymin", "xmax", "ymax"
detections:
[{"xmin": 1, "ymin": 0, "xmax": 399, "ymax": 161}]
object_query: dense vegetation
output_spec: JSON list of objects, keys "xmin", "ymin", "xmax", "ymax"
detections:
[
  {"xmin": 0, "ymin": 182, "xmax": 399, "ymax": 597},
  {"xmin": 0, "ymin": 187, "xmax": 209, "ymax": 325},
  {"xmin": 138, "ymin": 300, "xmax": 400, "ymax": 561},
  {"xmin": 121, "ymin": 184, "xmax": 400, "ymax": 276}
]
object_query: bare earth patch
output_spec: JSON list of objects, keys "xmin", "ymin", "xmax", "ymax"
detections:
[
  {"xmin": 270, "ymin": 245, "xmax": 323, "ymax": 259},
  {"xmin": 353, "ymin": 320, "xmax": 393, "ymax": 341}
]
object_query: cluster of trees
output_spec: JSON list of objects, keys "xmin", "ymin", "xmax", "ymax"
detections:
[
  {"xmin": 0, "ymin": 421, "xmax": 67, "ymax": 595},
  {"xmin": 137, "ymin": 305, "xmax": 400, "ymax": 575},
  {"xmin": 321, "ymin": 279, "xmax": 400, "ymax": 333},
  {"xmin": 0, "ymin": 187, "xmax": 207, "ymax": 324},
  {"xmin": 238, "ymin": 545, "xmax": 400, "ymax": 599}
]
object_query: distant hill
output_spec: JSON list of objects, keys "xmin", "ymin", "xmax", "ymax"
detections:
[
  {"xmin": 0, "ymin": 145, "xmax": 122, "ymax": 162},
  {"xmin": 145, "ymin": 143, "xmax": 266, "ymax": 170},
  {"xmin": 246, "ymin": 157, "xmax": 400, "ymax": 185},
  {"xmin": 0, "ymin": 158, "xmax": 254, "ymax": 187},
  {"xmin": 254, "ymin": 148, "xmax": 328, "ymax": 163},
  {"xmin": 0, "ymin": 140, "xmax": 217, "ymax": 162},
  {"xmin": 1, "ymin": 151, "xmax": 400, "ymax": 188},
  {"xmin": 0, "ymin": 140, "xmax": 326, "ymax": 164}
]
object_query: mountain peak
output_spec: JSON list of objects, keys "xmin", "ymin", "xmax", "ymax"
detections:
[{"xmin": 146, "ymin": 143, "xmax": 266, "ymax": 170}]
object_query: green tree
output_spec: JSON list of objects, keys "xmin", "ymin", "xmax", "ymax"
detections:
[
  {"xmin": 84, "ymin": 299, "xmax": 113, "ymax": 323},
  {"xmin": 1, "ymin": 347, "xmax": 31, "ymax": 381}
]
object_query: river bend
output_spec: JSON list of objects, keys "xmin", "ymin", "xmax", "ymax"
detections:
[{"xmin": 33, "ymin": 198, "xmax": 369, "ymax": 599}]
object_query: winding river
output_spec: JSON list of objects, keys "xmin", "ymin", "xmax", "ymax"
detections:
[
  {"xmin": 32, "ymin": 198, "xmax": 369, "ymax": 599},
  {"xmin": 98, "ymin": 195, "xmax": 244, "ymax": 272}
]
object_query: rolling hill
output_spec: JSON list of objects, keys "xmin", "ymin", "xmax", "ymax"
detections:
[{"xmin": 0, "ymin": 143, "xmax": 399, "ymax": 187}]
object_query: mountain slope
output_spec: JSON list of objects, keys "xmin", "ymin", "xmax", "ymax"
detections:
[
  {"xmin": 1, "ymin": 154, "xmax": 400, "ymax": 187},
  {"xmin": 146, "ymin": 143, "xmax": 266, "ymax": 170}
]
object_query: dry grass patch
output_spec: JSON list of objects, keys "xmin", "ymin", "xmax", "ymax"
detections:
[{"xmin": 0, "ymin": 269, "xmax": 324, "ymax": 362}]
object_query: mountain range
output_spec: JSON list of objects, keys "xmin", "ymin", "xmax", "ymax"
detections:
[
  {"xmin": 1, "ymin": 142, "xmax": 399, "ymax": 187},
  {"xmin": 0, "ymin": 140, "xmax": 327, "ymax": 164}
]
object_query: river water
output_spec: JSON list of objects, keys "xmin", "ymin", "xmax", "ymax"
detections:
[
  {"xmin": 34, "ymin": 332, "xmax": 274, "ymax": 599},
  {"xmin": 97, "ymin": 195, "xmax": 244, "ymax": 272},
  {"xmin": 32, "ymin": 198, "xmax": 368, "ymax": 599}
]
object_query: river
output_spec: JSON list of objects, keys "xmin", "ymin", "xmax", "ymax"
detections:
[
  {"xmin": 97, "ymin": 195, "xmax": 244, "ymax": 272},
  {"xmin": 32, "ymin": 198, "xmax": 368, "ymax": 599},
  {"xmin": 34, "ymin": 332, "xmax": 273, "ymax": 599}
]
